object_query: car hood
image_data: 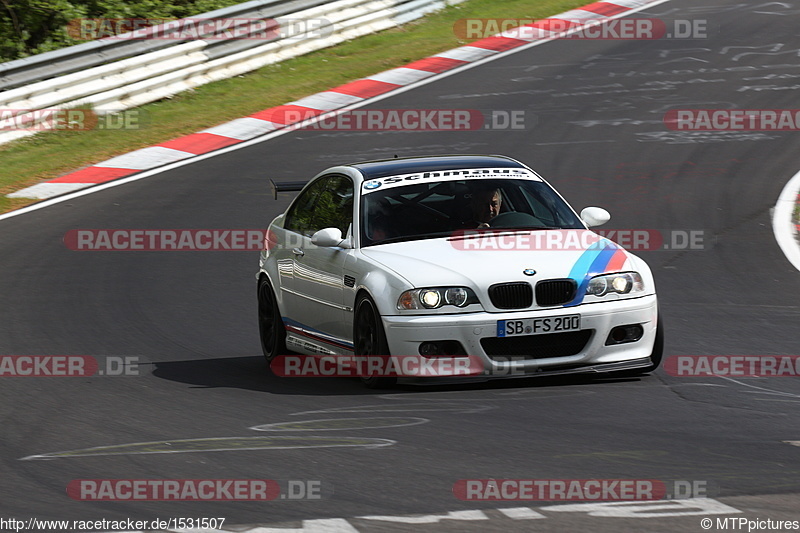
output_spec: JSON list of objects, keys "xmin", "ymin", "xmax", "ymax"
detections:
[{"xmin": 360, "ymin": 230, "xmax": 634, "ymax": 289}]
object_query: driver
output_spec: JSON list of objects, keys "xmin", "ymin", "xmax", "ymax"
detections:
[
  {"xmin": 469, "ymin": 187, "xmax": 503, "ymax": 228},
  {"xmin": 366, "ymin": 197, "xmax": 395, "ymax": 243}
]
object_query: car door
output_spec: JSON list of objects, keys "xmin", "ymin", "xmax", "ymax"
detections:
[
  {"xmin": 285, "ymin": 174, "xmax": 355, "ymax": 351},
  {"xmin": 279, "ymin": 176, "xmax": 329, "ymax": 330}
]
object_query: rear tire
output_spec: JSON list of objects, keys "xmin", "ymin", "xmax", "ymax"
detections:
[
  {"xmin": 258, "ymin": 276, "xmax": 286, "ymax": 367},
  {"xmin": 354, "ymin": 294, "xmax": 396, "ymax": 389}
]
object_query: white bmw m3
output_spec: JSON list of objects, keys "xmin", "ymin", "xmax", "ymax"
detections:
[{"xmin": 257, "ymin": 155, "xmax": 662, "ymax": 387}]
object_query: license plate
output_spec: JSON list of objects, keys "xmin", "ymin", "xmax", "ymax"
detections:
[{"xmin": 497, "ymin": 315, "xmax": 581, "ymax": 337}]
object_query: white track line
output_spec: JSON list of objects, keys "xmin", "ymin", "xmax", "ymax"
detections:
[{"xmin": 772, "ymin": 168, "xmax": 800, "ymax": 272}]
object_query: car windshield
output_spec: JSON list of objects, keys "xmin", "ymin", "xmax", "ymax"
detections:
[{"xmin": 360, "ymin": 177, "xmax": 584, "ymax": 247}]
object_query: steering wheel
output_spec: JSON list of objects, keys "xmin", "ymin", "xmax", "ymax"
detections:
[{"xmin": 485, "ymin": 211, "xmax": 542, "ymax": 228}]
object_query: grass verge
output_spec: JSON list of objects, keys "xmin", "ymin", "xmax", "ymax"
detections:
[{"xmin": 1, "ymin": 0, "xmax": 590, "ymax": 214}]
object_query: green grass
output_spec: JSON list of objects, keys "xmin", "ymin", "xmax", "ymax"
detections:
[{"xmin": 0, "ymin": 0, "xmax": 590, "ymax": 213}]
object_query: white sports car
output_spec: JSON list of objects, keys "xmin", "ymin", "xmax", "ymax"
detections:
[{"xmin": 257, "ymin": 155, "xmax": 662, "ymax": 387}]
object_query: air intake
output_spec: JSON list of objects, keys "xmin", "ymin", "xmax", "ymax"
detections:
[
  {"xmin": 488, "ymin": 282, "xmax": 533, "ymax": 309},
  {"xmin": 535, "ymin": 279, "xmax": 577, "ymax": 306}
]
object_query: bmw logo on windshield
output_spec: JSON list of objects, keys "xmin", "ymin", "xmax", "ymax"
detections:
[
  {"xmin": 364, "ymin": 180, "xmax": 382, "ymax": 190},
  {"xmin": 523, "ymin": 269, "xmax": 536, "ymax": 276}
]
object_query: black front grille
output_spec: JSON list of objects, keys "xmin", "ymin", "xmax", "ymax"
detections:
[
  {"xmin": 536, "ymin": 279, "xmax": 577, "ymax": 306},
  {"xmin": 488, "ymin": 282, "xmax": 533, "ymax": 309},
  {"xmin": 481, "ymin": 330, "xmax": 593, "ymax": 360}
]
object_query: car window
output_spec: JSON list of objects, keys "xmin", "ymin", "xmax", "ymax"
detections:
[
  {"xmin": 361, "ymin": 178, "xmax": 583, "ymax": 246},
  {"xmin": 520, "ymin": 184, "xmax": 579, "ymax": 228},
  {"xmin": 284, "ymin": 177, "xmax": 328, "ymax": 236},
  {"xmin": 284, "ymin": 175, "xmax": 354, "ymax": 238},
  {"xmin": 311, "ymin": 175, "xmax": 354, "ymax": 237}
]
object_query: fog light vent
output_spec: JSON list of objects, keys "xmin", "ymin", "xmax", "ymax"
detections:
[{"xmin": 605, "ymin": 324, "xmax": 644, "ymax": 345}]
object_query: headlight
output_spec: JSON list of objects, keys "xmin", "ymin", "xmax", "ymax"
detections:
[
  {"xmin": 586, "ymin": 272, "xmax": 643, "ymax": 297},
  {"xmin": 397, "ymin": 287, "xmax": 479, "ymax": 310},
  {"xmin": 444, "ymin": 287, "xmax": 469, "ymax": 307},
  {"xmin": 420, "ymin": 289, "xmax": 441, "ymax": 308}
]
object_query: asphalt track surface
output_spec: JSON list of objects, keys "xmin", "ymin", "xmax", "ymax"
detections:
[{"xmin": 2, "ymin": 0, "xmax": 800, "ymax": 530}]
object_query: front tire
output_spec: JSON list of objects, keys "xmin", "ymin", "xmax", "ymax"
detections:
[
  {"xmin": 644, "ymin": 313, "xmax": 665, "ymax": 373},
  {"xmin": 354, "ymin": 294, "xmax": 396, "ymax": 389},
  {"xmin": 258, "ymin": 276, "xmax": 286, "ymax": 367}
]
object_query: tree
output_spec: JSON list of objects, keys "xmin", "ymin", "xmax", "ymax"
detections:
[{"xmin": 0, "ymin": 0, "xmax": 245, "ymax": 62}]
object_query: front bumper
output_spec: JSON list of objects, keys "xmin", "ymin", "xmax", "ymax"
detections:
[{"xmin": 382, "ymin": 294, "xmax": 658, "ymax": 378}]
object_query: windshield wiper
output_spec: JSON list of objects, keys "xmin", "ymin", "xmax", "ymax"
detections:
[
  {"xmin": 369, "ymin": 232, "xmax": 453, "ymax": 245},
  {"xmin": 481, "ymin": 225, "xmax": 565, "ymax": 231},
  {"xmin": 447, "ymin": 226, "xmax": 564, "ymax": 240}
]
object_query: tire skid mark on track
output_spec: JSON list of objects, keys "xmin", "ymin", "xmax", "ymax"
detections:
[
  {"xmin": 23, "ymin": 398, "xmax": 475, "ymax": 460},
  {"xmin": 719, "ymin": 377, "xmax": 800, "ymax": 399},
  {"xmin": 20, "ymin": 387, "xmax": 595, "ymax": 459},
  {"xmin": 250, "ymin": 417, "xmax": 430, "ymax": 431},
  {"xmin": 292, "ymin": 402, "xmax": 493, "ymax": 415},
  {"xmin": 20, "ymin": 436, "xmax": 396, "ymax": 460}
]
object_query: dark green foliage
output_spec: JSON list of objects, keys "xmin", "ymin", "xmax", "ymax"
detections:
[{"xmin": 0, "ymin": 0, "xmax": 245, "ymax": 61}]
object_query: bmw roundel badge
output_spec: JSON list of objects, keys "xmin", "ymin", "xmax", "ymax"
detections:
[
  {"xmin": 523, "ymin": 269, "xmax": 536, "ymax": 276},
  {"xmin": 364, "ymin": 180, "xmax": 382, "ymax": 190}
]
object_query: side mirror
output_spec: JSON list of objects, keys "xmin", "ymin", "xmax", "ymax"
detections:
[
  {"xmin": 311, "ymin": 227, "xmax": 350, "ymax": 248},
  {"xmin": 580, "ymin": 207, "xmax": 611, "ymax": 228}
]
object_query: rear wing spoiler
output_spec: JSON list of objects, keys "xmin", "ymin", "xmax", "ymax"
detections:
[{"xmin": 269, "ymin": 179, "xmax": 308, "ymax": 200}]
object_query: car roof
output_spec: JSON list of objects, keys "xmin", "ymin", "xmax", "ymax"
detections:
[{"xmin": 349, "ymin": 155, "xmax": 525, "ymax": 180}]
